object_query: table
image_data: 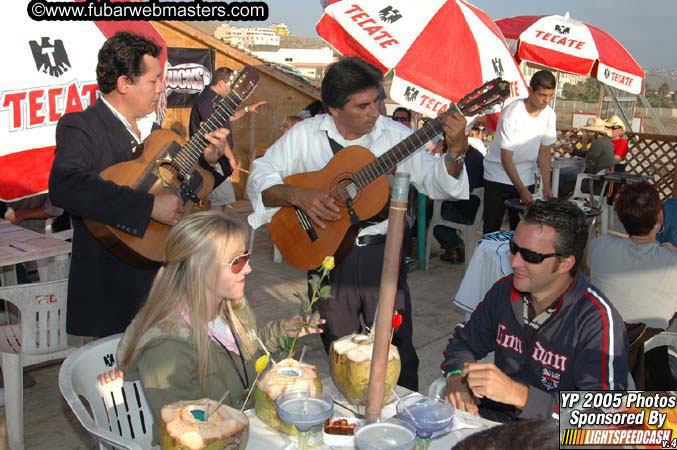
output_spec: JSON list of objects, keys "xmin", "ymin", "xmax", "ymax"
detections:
[
  {"xmin": 551, "ymin": 156, "xmax": 586, "ymax": 197},
  {"xmin": 245, "ymin": 377, "xmax": 498, "ymax": 449},
  {"xmin": 601, "ymin": 172, "xmax": 652, "ymax": 185},
  {"xmin": 0, "ymin": 220, "xmax": 71, "ymax": 285}
]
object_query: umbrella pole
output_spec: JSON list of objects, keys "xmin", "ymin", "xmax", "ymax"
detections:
[
  {"xmin": 365, "ymin": 173, "xmax": 411, "ymax": 421},
  {"xmin": 553, "ymin": 70, "xmax": 560, "ymax": 111}
]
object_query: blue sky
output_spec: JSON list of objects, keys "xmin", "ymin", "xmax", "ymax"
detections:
[{"xmin": 220, "ymin": 0, "xmax": 675, "ymax": 70}]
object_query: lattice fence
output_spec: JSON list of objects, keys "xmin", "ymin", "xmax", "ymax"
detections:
[
  {"xmin": 625, "ymin": 133, "xmax": 677, "ymax": 200},
  {"xmin": 553, "ymin": 129, "xmax": 677, "ymax": 200}
]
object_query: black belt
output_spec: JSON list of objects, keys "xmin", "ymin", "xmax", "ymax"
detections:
[{"xmin": 356, "ymin": 234, "xmax": 386, "ymax": 247}]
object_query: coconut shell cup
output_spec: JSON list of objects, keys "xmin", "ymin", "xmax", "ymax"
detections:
[
  {"xmin": 160, "ymin": 399, "xmax": 249, "ymax": 450},
  {"xmin": 253, "ymin": 358, "xmax": 323, "ymax": 435},
  {"xmin": 330, "ymin": 334, "xmax": 401, "ymax": 406}
]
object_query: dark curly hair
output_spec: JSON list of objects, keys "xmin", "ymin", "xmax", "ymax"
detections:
[
  {"xmin": 614, "ymin": 181, "xmax": 661, "ymax": 236},
  {"xmin": 321, "ymin": 57, "xmax": 382, "ymax": 110},
  {"xmin": 523, "ymin": 199, "xmax": 589, "ymax": 276},
  {"xmin": 96, "ymin": 32, "xmax": 161, "ymax": 94}
]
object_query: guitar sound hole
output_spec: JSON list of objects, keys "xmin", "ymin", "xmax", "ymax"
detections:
[{"xmin": 333, "ymin": 177, "xmax": 357, "ymax": 204}]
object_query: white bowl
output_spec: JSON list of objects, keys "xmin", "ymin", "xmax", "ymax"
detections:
[{"xmin": 323, "ymin": 417, "xmax": 362, "ymax": 447}]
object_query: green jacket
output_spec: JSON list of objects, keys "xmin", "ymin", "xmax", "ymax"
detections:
[{"xmin": 116, "ymin": 297, "xmax": 285, "ymax": 442}]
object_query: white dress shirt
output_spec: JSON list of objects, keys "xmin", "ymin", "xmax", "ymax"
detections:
[
  {"xmin": 246, "ymin": 114, "xmax": 469, "ymax": 236},
  {"xmin": 99, "ymin": 96, "xmax": 156, "ymax": 144}
]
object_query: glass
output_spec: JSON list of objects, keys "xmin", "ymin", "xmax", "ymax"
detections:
[
  {"xmin": 355, "ymin": 418, "xmax": 416, "ymax": 450},
  {"xmin": 396, "ymin": 396, "xmax": 454, "ymax": 450},
  {"xmin": 224, "ymin": 250, "xmax": 250, "ymax": 274},
  {"xmin": 509, "ymin": 240, "xmax": 561, "ymax": 264},
  {"xmin": 275, "ymin": 390, "xmax": 334, "ymax": 450}
]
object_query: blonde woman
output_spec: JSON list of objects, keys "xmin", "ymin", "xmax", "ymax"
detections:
[{"xmin": 117, "ymin": 211, "xmax": 322, "ymax": 438}]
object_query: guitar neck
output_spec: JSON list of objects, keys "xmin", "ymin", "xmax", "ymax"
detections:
[
  {"xmin": 172, "ymin": 91, "xmax": 244, "ymax": 174},
  {"xmin": 349, "ymin": 77, "xmax": 509, "ymax": 191},
  {"xmin": 353, "ymin": 117, "xmax": 444, "ymax": 189}
]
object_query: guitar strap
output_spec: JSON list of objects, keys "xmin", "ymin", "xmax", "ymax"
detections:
[{"xmin": 326, "ymin": 133, "xmax": 344, "ymax": 155}]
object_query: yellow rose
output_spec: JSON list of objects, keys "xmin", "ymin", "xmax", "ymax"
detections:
[
  {"xmin": 321, "ymin": 256, "xmax": 335, "ymax": 271},
  {"xmin": 255, "ymin": 354, "xmax": 270, "ymax": 374}
]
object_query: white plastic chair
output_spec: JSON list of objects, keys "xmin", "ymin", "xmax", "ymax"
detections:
[
  {"xmin": 59, "ymin": 334, "xmax": 157, "ymax": 450},
  {"xmin": 425, "ymin": 187, "xmax": 484, "ymax": 270},
  {"xmin": 249, "ymin": 225, "xmax": 282, "ymax": 263},
  {"xmin": 0, "ymin": 279, "xmax": 74, "ymax": 450},
  {"xmin": 571, "ymin": 170, "xmax": 610, "ymax": 235}
]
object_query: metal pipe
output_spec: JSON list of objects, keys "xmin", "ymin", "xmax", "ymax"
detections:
[{"xmin": 365, "ymin": 173, "xmax": 411, "ymax": 421}]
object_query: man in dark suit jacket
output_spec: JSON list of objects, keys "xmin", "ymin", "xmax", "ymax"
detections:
[{"xmin": 49, "ymin": 32, "xmax": 231, "ymax": 340}]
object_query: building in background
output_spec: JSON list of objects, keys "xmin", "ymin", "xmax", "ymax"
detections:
[
  {"xmin": 270, "ymin": 23, "xmax": 290, "ymax": 36},
  {"xmin": 251, "ymin": 47, "xmax": 336, "ymax": 82},
  {"xmin": 520, "ymin": 61, "xmax": 586, "ymax": 96},
  {"xmin": 214, "ymin": 24, "xmax": 280, "ymax": 48}
]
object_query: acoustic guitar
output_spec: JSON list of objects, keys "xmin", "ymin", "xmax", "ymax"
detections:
[
  {"xmin": 84, "ymin": 66, "xmax": 260, "ymax": 265},
  {"xmin": 269, "ymin": 78, "xmax": 510, "ymax": 270}
]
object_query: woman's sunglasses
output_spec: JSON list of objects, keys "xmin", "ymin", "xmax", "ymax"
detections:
[
  {"xmin": 225, "ymin": 250, "xmax": 250, "ymax": 274},
  {"xmin": 509, "ymin": 240, "xmax": 561, "ymax": 264}
]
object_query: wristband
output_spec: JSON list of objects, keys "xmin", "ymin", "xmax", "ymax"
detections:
[
  {"xmin": 446, "ymin": 369, "xmax": 462, "ymax": 378},
  {"xmin": 245, "ymin": 106, "xmax": 249, "ymax": 113}
]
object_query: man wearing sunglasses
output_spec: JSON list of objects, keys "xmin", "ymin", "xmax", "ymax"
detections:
[
  {"xmin": 391, "ymin": 107, "xmax": 411, "ymax": 128},
  {"xmin": 442, "ymin": 199, "xmax": 628, "ymax": 422}
]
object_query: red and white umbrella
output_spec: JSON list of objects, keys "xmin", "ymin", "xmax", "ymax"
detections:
[
  {"xmin": 496, "ymin": 13, "xmax": 644, "ymax": 95},
  {"xmin": 316, "ymin": 0, "xmax": 528, "ymax": 117}
]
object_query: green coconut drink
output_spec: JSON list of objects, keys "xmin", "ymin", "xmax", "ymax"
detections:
[
  {"xmin": 330, "ymin": 334, "xmax": 401, "ymax": 406},
  {"xmin": 253, "ymin": 358, "xmax": 322, "ymax": 435},
  {"xmin": 160, "ymin": 399, "xmax": 248, "ymax": 450}
]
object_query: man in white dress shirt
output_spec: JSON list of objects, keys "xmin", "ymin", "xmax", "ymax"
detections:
[{"xmin": 247, "ymin": 57, "xmax": 469, "ymax": 390}]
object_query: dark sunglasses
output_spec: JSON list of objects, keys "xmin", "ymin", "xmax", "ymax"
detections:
[
  {"xmin": 225, "ymin": 250, "xmax": 250, "ymax": 274},
  {"xmin": 509, "ymin": 240, "xmax": 561, "ymax": 264},
  {"xmin": 392, "ymin": 116, "xmax": 410, "ymax": 123}
]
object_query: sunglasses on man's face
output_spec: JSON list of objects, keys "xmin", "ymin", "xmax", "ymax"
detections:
[
  {"xmin": 392, "ymin": 116, "xmax": 409, "ymax": 123},
  {"xmin": 225, "ymin": 250, "xmax": 250, "ymax": 274},
  {"xmin": 509, "ymin": 240, "xmax": 561, "ymax": 264}
]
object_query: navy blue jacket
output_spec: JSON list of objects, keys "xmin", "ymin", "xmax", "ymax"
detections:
[{"xmin": 442, "ymin": 272, "xmax": 629, "ymax": 419}]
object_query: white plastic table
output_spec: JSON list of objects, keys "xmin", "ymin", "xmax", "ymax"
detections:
[{"xmin": 0, "ymin": 220, "xmax": 71, "ymax": 285}]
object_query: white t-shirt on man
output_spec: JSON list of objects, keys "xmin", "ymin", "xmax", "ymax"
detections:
[{"xmin": 483, "ymin": 99, "xmax": 557, "ymax": 186}]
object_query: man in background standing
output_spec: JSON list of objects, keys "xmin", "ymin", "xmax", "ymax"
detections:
[
  {"xmin": 190, "ymin": 67, "xmax": 265, "ymax": 211},
  {"xmin": 482, "ymin": 70, "xmax": 557, "ymax": 233}
]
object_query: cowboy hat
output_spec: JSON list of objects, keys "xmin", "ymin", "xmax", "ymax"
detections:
[
  {"xmin": 604, "ymin": 115, "xmax": 626, "ymax": 132},
  {"xmin": 582, "ymin": 117, "xmax": 612, "ymax": 136}
]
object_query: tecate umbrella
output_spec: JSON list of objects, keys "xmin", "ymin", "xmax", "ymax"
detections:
[
  {"xmin": 317, "ymin": 0, "xmax": 528, "ymax": 117},
  {"xmin": 496, "ymin": 13, "xmax": 644, "ymax": 94}
]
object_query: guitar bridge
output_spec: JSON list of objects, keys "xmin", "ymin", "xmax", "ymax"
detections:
[
  {"xmin": 180, "ymin": 182, "xmax": 200, "ymax": 204},
  {"xmin": 295, "ymin": 208, "xmax": 318, "ymax": 242}
]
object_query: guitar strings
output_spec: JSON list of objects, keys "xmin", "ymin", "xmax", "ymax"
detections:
[
  {"xmin": 169, "ymin": 91, "xmax": 244, "ymax": 176},
  {"xmin": 333, "ymin": 84, "xmax": 504, "ymax": 201}
]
